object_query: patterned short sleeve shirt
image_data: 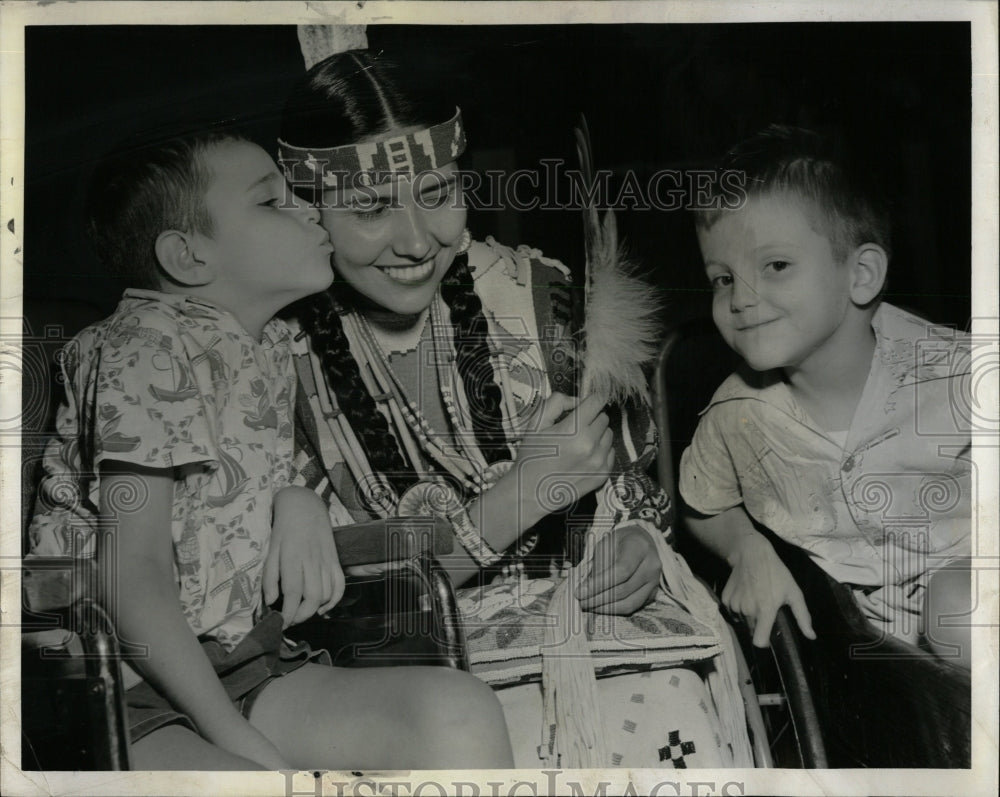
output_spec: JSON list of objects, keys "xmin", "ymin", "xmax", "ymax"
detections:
[{"xmin": 30, "ymin": 289, "xmax": 296, "ymax": 649}]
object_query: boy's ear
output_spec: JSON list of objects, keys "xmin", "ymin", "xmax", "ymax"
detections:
[
  {"xmin": 848, "ymin": 243, "xmax": 888, "ymax": 306},
  {"xmin": 155, "ymin": 230, "xmax": 214, "ymax": 287}
]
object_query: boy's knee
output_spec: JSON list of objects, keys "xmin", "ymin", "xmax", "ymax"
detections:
[
  {"xmin": 404, "ymin": 668, "xmax": 512, "ymax": 767},
  {"xmin": 404, "ymin": 668, "xmax": 507, "ymax": 740},
  {"xmin": 925, "ymin": 557, "xmax": 972, "ymax": 618},
  {"xmin": 414, "ymin": 668, "xmax": 502, "ymax": 717},
  {"xmin": 923, "ymin": 557, "xmax": 972, "ymax": 668}
]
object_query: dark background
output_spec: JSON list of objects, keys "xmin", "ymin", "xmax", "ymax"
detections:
[{"xmin": 23, "ymin": 23, "xmax": 971, "ymax": 328}]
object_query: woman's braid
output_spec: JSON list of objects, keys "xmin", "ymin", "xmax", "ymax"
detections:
[
  {"xmin": 440, "ymin": 252, "xmax": 510, "ymax": 464},
  {"xmin": 298, "ymin": 291, "xmax": 416, "ymax": 499}
]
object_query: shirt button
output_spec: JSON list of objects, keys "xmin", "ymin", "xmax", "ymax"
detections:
[{"xmin": 842, "ymin": 455, "xmax": 855, "ymax": 472}]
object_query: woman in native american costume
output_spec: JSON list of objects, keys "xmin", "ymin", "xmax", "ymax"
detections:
[{"xmin": 279, "ymin": 49, "xmax": 752, "ymax": 768}]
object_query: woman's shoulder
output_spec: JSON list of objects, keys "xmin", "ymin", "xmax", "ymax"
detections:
[
  {"xmin": 466, "ymin": 237, "xmax": 577, "ymax": 331},
  {"xmin": 467, "ymin": 237, "xmax": 572, "ymax": 286}
]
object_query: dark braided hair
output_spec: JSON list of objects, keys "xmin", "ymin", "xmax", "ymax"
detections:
[
  {"xmin": 282, "ymin": 50, "xmax": 509, "ymax": 497},
  {"xmin": 295, "ymin": 288, "xmax": 415, "ymax": 501},
  {"xmin": 440, "ymin": 252, "xmax": 510, "ymax": 465}
]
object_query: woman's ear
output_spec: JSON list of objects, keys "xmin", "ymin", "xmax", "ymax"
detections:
[
  {"xmin": 848, "ymin": 243, "xmax": 888, "ymax": 306},
  {"xmin": 155, "ymin": 230, "xmax": 213, "ymax": 287}
]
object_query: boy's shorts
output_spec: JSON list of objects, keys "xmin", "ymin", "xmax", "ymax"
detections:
[{"xmin": 125, "ymin": 609, "xmax": 330, "ymax": 743}]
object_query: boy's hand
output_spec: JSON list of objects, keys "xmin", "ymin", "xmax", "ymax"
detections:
[
  {"xmin": 264, "ymin": 486, "xmax": 345, "ymax": 628},
  {"xmin": 723, "ymin": 534, "xmax": 816, "ymax": 647},
  {"xmin": 576, "ymin": 523, "xmax": 661, "ymax": 615}
]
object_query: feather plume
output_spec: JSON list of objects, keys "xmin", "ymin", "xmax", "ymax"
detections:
[{"xmin": 575, "ymin": 118, "xmax": 660, "ymax": 405}]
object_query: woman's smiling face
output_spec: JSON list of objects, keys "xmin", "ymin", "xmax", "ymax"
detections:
[{"xmin": 319, "ymin": 162, "xmax": 467, "ymax": 316}]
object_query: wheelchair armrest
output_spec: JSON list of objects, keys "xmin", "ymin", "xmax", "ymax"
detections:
[
  {"xmin": 332, "ymin": 516, "xmax": 454, "ymax": 567},
  {"xmin": 285, "ymin": 550, "xmax": 469, "ymax": 671},
  {"xmin": 768, "ymin": 538, "xmax": 971, "ymax": 767},
  {"xmin": 22, "ymin": 556, "xmax": 100, "ymax": 618},
  {"xmin": 21, "ymin": 557, "xmax": 131, "ymax": 770}
]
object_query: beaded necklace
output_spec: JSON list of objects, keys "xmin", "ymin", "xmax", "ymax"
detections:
[
  {"xmin": 304, "ymin": 279, "xmax": 509, "ymax": 518},
  {"xmin": 338, "ymin": 292, "xmax": 509, "ymax": 498},
  {"xmin": 302, "ymin": 254, "xmax": 547, "ymax": 570}
]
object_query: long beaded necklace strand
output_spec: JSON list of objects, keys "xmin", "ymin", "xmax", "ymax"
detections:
[
  {"xmin": 304, "ymin": 345, "xmax": 398, "ymax": 518},
  {"xmin": 346, "ymin": 310, "xmax": 433, "ymax": 479},
  {"xmin": 427, "ymin": 292, "xmax": 512, "ymax": 469},
  {"xmin": 305, "ymin": 232, "xmax": 555, "ymax": 566},
  {"xmin": 345, "ymin": 297, "xmax": 500, "ymax": 494}
]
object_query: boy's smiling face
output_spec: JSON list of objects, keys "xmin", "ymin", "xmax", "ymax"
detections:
[
  {"xmin": 698, "ymin": 191, "xmax": 865, "ymax": 375},
  {"xmin": 192, "ymin": 140, "xmax": 334, "ymax": 327}
]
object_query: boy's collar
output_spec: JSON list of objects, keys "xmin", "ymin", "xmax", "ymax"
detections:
[
  {"xmin": 703, "ymin": 301, "xmax": 961, "ymax": 412},
  {"xmin": 120, "ymin": 288, "xmax": 287, "ymax": 344}
]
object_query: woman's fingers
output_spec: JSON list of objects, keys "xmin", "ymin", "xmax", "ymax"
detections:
[
  {"xmin": 751, "ymin": 603, "xmax": 778, "ymax": 648},
  {"xmin": 290, "ymin": 555, "xmax": 323, "ymax": 625},
  {"xmin": 280, "ymin": 563, "xmax": 304, "ymax": 628},
  {"xmin": 536, "ymin": 391, "xmax": 577, "ymax": 429},
  {"xmin": 579, "ymin": 566, "xmax": 653, "ymax": 614},
  {"xmin": 576, "ymin": 527, "xmax": 660, "ymax": 614},
  {"xmin": 567, "ymin": 393, "xmax": 606, "ymax": 427},
  {"xmin": 319, "ymin": 542, "xmax": 346, "ymax": 613}
]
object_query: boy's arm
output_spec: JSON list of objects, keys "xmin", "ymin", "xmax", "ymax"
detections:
[
  {"xmin": 98, "ymin": 462, "xmax": 289, "ymax": 769},
  {"xmin": 685, "ymin": 505, "xmax": 816, "ymax": 647},
  {"xmin": 263, "ymin": 486, "xmax": 345, "ymax": 628}
]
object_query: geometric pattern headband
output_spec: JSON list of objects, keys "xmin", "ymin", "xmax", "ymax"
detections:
[{"xmin": 278, "ymin": 107, "xmax": 466, "ymax": 189}]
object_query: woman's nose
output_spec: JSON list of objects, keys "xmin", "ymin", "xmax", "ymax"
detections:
[{"xmin": 391, "ymin": 203, "xmax": 433, "ymax": 260}]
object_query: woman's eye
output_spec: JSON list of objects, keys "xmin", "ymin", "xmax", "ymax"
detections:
[
  {"xmin": 352, "ymin": 202, "xmax": 390, "ymax": 221},
  {"xmin": 710, "ymin": 274, "xmax": 733, "ymax": 289},
  {"xmin": 421, "ymin": 182, "xmax": 457, "ymax": 209}
]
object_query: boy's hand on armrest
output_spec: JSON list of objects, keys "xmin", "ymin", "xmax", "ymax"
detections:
[
  {"xmin": 264, "ymin": 486, "xmax": 345, "ymax": 628},
  {"xmin": 685, "ymin": 505, "xmax": 816, "ymax": 647},
  {"xmin": 724, "ymin": 533, "xmax": 816, "ymax": 647}
]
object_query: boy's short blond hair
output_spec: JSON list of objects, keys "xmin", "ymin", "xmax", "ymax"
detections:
[{"xmin": 695, "ymin": 125, "xmax": 892, "ymax": 263}]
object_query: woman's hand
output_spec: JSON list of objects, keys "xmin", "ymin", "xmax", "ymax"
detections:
[
  {"xmin": 723, "ymin": 533, "xmax": 816, "ymax": 647},
  {"xmin": 444, "ymin": 392, "xmax": 614, "ymax": 586},
  {"xmin": 511, "ymin": 392, "xmax": 615, "ymax": 526},
  {"xmin": 263, "ymin": 486, "xmax": 345, "ymax": 628},
  {"xmin": 576, "ymin": 523, "xmax": 661, "ymax": 615}
]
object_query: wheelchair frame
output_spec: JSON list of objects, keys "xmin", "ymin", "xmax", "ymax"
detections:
[
  {"xmin": 24, "ymin": 304, "xmax": 967, "ymax": 771},
  {"xmin": 652, "ymin": 315, "xmax": 971, "ymax": 768}
]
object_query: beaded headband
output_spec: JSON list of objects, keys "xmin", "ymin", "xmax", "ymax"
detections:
[{"xmin": 278, "ymin": 107, "xmax": 466, "ymax": 190}]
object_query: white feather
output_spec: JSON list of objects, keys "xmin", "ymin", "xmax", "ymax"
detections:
[{"xmin": 580, "ymin": 212, "xmax": 660, "ymax": 405}]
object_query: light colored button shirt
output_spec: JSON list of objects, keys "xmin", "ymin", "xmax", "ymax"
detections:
[{"xmin": 680, "ymin": 303, "xmax": 971, "ymax": 637}]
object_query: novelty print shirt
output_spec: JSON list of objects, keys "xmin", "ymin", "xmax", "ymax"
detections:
[
  {"xmin": 680, "ymin": 303, "xmax": 971, "ymax": 632},
  {"xmin": 29, "ymin": 289, "xmax": 295, "ymax": 649}
]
